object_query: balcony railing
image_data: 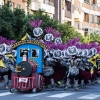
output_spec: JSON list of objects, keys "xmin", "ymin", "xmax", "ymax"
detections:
[
  {"xmin": 43, "ymin": 0, "xmax": 54, "ymax": 6},
  {"xmin": 31, "ymin": 0, "xmax": 54, "ymax": 6},
  {"xmin": 65, "ymin": 10, "xmax": 71, "ymax": 18},
  {"xmin": 84, "ymin": 0, "xmax": 90, "ymax": 4}
]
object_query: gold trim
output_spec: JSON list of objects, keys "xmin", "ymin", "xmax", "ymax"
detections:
[
  {"xmin": 12, "ymin": 40, "xmax": 47, "ymax": 49},
  {"xmin": 16, "ymin": 66, "xmax": 21, "ymax": 72}
]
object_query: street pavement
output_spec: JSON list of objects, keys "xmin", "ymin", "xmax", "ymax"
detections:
[{"xmin": 0, "ymin": 81, "xmax": 100, "ymax": 100}]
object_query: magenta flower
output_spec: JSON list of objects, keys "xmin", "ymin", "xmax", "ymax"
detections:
[
  {"xmin": 45, "ymin": 27, "xmax": 54, "ymax": 34},
  {"xmin": 30, "ymin": 19, "xmax": 42, "ymax": 28},
  {"xmin": 53, "ymin": 29, "xmax": 61, "ymax": 38}
]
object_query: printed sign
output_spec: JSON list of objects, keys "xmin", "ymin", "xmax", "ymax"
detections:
[{"xmin": 19, "ymin": 78, "xmax": 28, "ymax": 83}]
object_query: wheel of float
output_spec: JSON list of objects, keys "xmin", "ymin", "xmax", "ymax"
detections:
[
  {"xmin": 32, "ymin": 88, "xmax": 37, "ymax": 93},
  {"xmin": 38, "ymin": 86, "xmax": 43, "ymax": 91},
  {"xmin": 38, "ymin": 76, "xmax": 43, "ymax": 91},
  {"xmin": 17, "ymin": 89, "xmax": 21, "ymax": 92},
  {"xmin": 10, "ymin": 88, "xmax": 15, "ymax": 93},
  {"xmin": 38, "ymin": 84, "xmax": 43, "ymax": 91}
]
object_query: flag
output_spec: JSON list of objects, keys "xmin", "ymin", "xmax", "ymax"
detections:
[
  {"xmin": 21, "ymin": 35, "xmax": 27, "ymax": 40},
  {"xmin": 26, "ymin": 33, "xmax": 32, "ymax": 40}
]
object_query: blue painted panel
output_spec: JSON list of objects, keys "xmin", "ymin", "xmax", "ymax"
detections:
[{"xmin": 16, "ymin": 44, "xmax": 43, "ymax": 73}]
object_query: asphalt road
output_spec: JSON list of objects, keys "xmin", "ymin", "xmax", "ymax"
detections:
[{"xmin": 0, "ymin": 81, "xmax": 100, "ymax": 100}]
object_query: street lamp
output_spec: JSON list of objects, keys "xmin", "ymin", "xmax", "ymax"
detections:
[{"xmin": 88, "ymin": 4, "xmax": 98, "ymax": 40}]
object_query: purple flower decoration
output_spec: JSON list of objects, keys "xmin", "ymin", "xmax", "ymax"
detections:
[
  {"xmin": 53, "ymin": 30, "xmax": 61, "ymax": 38},
  {"xmin": 97, "ymin": 46, "xmax": 100, "ymax": 53},
  {"xmin": 0, "ymin": 36, "xmax": 16, "ymax": 45},
  {"xmin": 10, "ymin": 40, "xmax": 16, "ymax": 45},
  {"xmin": 30, "ymin": 19, "xmax": 42, "ymax": 28},
  {"xmin": 89, "ymin": 42, "xmax": 99, "ymax": 49},
  {"xmin": 65, "ymin": 37, "xmax": 80, "ymax": 47},
  {"xmin": 5, "ymin": 40, "xmax": 16, "ymax": 45},
  {"xmin": 0, "ymin": 36, "xmax": 6, "ymax": 44},
  {"xmin": 57, "ymin": 43, "xmax": 65, "ymax": 50},
  {"xmin": 45, "ymin": 27, "xmax": 54, "ymax": 34}
]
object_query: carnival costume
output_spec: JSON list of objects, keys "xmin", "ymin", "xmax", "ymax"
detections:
[{"xmin": 0, "ymin": 38, "xmax": 16, "ymax": 89}]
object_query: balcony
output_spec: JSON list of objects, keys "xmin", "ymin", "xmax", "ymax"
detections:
[
  {"xmin": 31, "ymin": 0, "xmax": 54, "ymax": 6},
  {"xmin": 43, "ymin": 0, "xmax": 54, "ymax": 6},
  {"xmin": 30, "ymin": 1, "xmax": 54, "ymax": 14},
  {"xmin": 84, "ymin": 0, "xmax": 90, "ymax": 4},
  {"xmin": 82, "ymin": 21, "xmax": 100, "ymax": 29},
  {"xmin": 65, "ymin": 10, "xmax": 71, "ymax": 19}
]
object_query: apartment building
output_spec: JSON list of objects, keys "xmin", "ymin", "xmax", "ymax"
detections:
[
  {"xmin": 54, "ymin": 0, "xmax": 84, "ymax": 35},
  {"xmin": 74, "ymin": 0, "xmax": 100, "ymax": 36},
  {"xmin": 1, "ymin": 0, "xmax": 54, "ymax": 18},
  {"xmin": 54, "ymin": 0, "xmax": 100, "ymax": 36},
  {"xmin": 0, "ymin": 0, "xmax": 28, "ymax": 14},
  {"xmin": 54, "ymin": 0, "xmax": 74, "ymax": 25},
  {"xmin": 0, "ymin": 0, "xmax": 4, "ymax": 6},
  {"xmin": 29, "ymin": 0, "xmax": 54, "ymax": 18}
]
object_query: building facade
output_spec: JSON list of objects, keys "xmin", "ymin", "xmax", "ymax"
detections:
[
  {"xmin": 81, "ymin": 0, "xmax": 100, "ymax": 36},
  {"xmin": 1, "ymin": 0, "xmax": 100, "ymax": 36},
  {"xmin": 29, "ymin": 0, "xmax": 54, "ymax": 18},
  {"xmin": 54, "ymin": 0, "xmax": 100, "ymax": 36}
]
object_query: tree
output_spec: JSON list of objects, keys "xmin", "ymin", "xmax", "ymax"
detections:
[
  {"xmin": 0, "ymin": 2, "xmax": 30, "ymax": 41},
  {"xmin": 90, "ymin": 31, "xmax": 100, "ymax": 42},
  {"xmin": 13, "ymin": 8, "xmax": 28, "ymax": 40},
  {"xmin": 58, "ymin": 23, "xmax": 84, "ymax": 43},
  {"xmin": 0, "ymin": 3, "xmax": 15, "ymax": 39}
]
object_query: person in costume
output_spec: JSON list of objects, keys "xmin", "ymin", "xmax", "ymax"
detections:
[
  {"xmin": 0, "ymin": 43, "xmax": 16, "ymax": 89},
  {"xmin": 30, "ymin": 19, "xmax": 44, "ymax": 42},
  {"xmin": 78, "ymin": 49, "xmax": 91, "ymax": 88},
  {"xmin": 64, "ymin": 46, "xmax": 79, "ymax": 90}
]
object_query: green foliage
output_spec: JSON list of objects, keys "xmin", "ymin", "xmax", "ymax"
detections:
[
  {"xmin": 0, "ymin": 2, "xmax": 30, "ymax": 41},
  {"xmin": 0, "ymin": 3, "xmax": 15, "ymax": 39},
  {"xmin": 90, "ymin": 31, "xmax": 100, "ymax": 42},
  {"xmin": 13, "ymin": 8, "xmax": 28, "ymax": 40},
  {"xmin": 58, "ymin": 23, "xmax": 84, "ymax": 43}
]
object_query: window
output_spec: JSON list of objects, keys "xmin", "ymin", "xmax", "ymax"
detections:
[
  {"xmin": 84, "ymin": 0, "xmax": 89, "ymax": 4},
  {"xmin": 32, "ymin": 49, "xmax": 39, "ymax": 58},
  {"xmin": 92, "ymin": 15, "xmax": 94, "ymax": 23},
  {"xmin": 85, "ymin": 28, "xmax": 88, "ymax": 31},
  {"xmin": 84, "ymin": 28, "xmax": 88, "ymax": 37},
  {"xmin": 65, "ymin": 1, "xmax": 71, "ymax": 12},
  {"xmin": 97, "ymin": 16, "xmax": 100, "ymax": 24},
  {"xmin": 93, "ymin": 0, "xmax": 97, "ymax": 4},
  {"xmin": 17, "ymin": 4, "xmax": 21, "ymax": 9},
  {"xmin": 20, "ymin": 49, "xmax": 28, "ymax": 57},
  {"xmin": 84, "ymin": 13, "xmax": 89, "ymax": 22}
]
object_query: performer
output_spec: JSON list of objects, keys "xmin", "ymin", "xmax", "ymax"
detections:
[
  {"xmin": 43, "ymin": 50, "xmax": 56, "ymax": 90},
  {"xmin": 0, "ymin": 44, "xmax": 15, "ymax": 89},
  {"xmin": 64, "ymin": 46, "xmax": 79, "ymax": 90}
]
